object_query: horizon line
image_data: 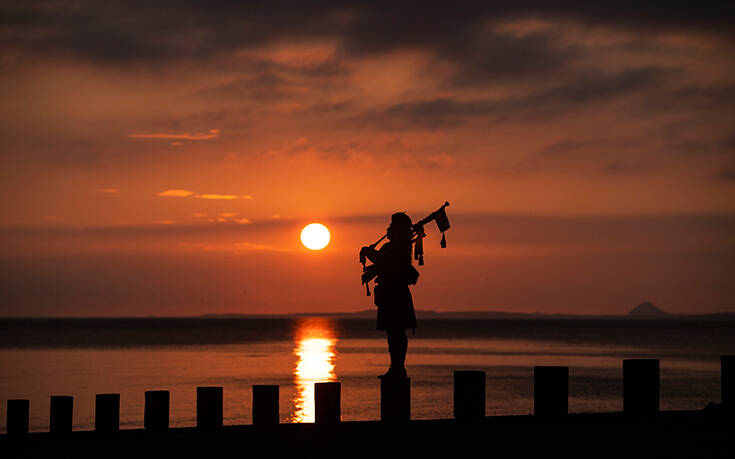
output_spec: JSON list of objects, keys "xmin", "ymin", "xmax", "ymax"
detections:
[{"xmin": 2, "ymin": 309, "xmax": 735, "ymax": 320}]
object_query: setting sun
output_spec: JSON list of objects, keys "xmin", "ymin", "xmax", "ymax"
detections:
[{"xmin": 300, "ymin": 223, "xmax": 330, "ymax": 250}]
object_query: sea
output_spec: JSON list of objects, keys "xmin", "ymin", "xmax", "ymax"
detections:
[{"xmin": 0, "ymin": 317, "xmax": 733, "ymax": 432}]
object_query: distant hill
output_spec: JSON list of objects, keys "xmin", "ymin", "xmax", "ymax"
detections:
[
  {"xmin": 198, "ymin": 301, "xmax": 735, "ymax": 321},
  {"xmin": 628, "ymin": 301, "xmax": 671, "ymax": 317},
  {"xmin": 199, "ymin": 306, "xmax": 735, "ymax": 320},
  {"xmin": 200, "ymin": 310, "xmax": 610, "ymax": 320}
]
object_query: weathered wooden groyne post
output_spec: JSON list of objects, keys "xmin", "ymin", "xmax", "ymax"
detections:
[
  {"xmin": 95, "ymin": 393, "xmax": 120, "ymax": 433},
  {"xmin": 534, "ymin": 366, "xmax": 568, "ymax": 416},
  {"xmin": 315, "ymin": 382, "xmax": 340, "ymax": 424},
  {"xmin": 144, "ymin": 390, "xmax": 169, "ymax": 431},
  {"xmin": 252, "ymin": 385, "xmax": 279, "ymax": 425},
  {"xmin": 49, "ymin": 396, "xmax": 73, "ymax": 433},
  {"xmin": 723, "ymin": 355, "xmax": 734, "ymax": 409},
  {"xmin": 623, "ymin": 359, "xmax": 659, "ymax": 414},
  {"xmin": 6, "ymin": 354, "xmax": 735, "ymax": 436},
  {"xmin": 380, "ymin": 377, "xmax": 410, "ymax": 422},
  {"xmin": 196, "ymin": 387, "xmax": 223, "ymax": 430},
  {"xmin": 6, "ymin": 399, "xmax": 30, "ymax": 436},
  {"xmin": 453, "ymin": 370, "xmax": 485, "ymax": 420}
]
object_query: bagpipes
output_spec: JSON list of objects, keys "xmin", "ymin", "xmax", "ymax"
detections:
[{"xmin": 360, "ymin": 202, "xmax": 451, "ymax": 296}]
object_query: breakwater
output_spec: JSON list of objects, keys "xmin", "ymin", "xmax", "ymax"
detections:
[{"xmin": 2, "ymin": 356, "xmax": 733, "ymax": 458}]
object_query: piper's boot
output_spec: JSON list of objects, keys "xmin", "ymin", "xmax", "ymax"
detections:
[{"xmin": 379, "ymin": 366, "xmax": 407, "ymax": 380}]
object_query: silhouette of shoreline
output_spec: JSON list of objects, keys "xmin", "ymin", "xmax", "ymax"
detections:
[
  {"xmin": 3, "ymin": 302, "xmax": 734, "ymax": 321},
  {"xmin": 2, "ymin": 311, "xmax": 733, "ymax": 320},
  {"xmin": 198, "ymin": 309, "xmax": 735, "ymax": 320}
]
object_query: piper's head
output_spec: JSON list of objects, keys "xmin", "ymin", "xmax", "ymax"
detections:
[{"xmin": 387, "ymin": 212, "xmax": 412, "ymax": 243}]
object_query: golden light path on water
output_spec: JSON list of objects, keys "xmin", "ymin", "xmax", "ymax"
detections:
[{"xmin": 291, "ymin": 318, "xmax": 337, "ymax": 423}]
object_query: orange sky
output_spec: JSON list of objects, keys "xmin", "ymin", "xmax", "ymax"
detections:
[{"xmin": 0, "ymin": 2, "xmax": 734, "ymax": 316}]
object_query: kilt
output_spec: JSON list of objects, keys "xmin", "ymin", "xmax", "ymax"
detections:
[{"xmin": 374, "ymin": 282, "xmax": 417, "ymax": 330}]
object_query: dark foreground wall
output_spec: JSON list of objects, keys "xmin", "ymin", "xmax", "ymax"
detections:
[{"xmin": 1, "ymin": 411, "xmax": 732, "ymax": 459}]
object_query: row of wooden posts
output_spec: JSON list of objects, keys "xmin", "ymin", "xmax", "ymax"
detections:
[{"xmin": 5, "ymin": 356, "xmax": 734, "ymax": 435}]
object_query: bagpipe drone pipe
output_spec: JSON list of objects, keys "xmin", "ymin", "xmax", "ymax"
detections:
[{"xmin": 359, "ymin": 202, "xmax": 451, "ymax": 295}]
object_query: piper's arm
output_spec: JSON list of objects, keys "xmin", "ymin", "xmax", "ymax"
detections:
[
  {"xmin": 360, "ymin": 245, "xmax": 382, "ymax": 264},
  {"xmin": 361, "ymin": 264, "xmax": 379, "ymax": 284}
]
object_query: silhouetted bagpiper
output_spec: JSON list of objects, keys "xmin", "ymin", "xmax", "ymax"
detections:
[{"xmin": 360, "ymin": 202, "xmax": 450, "ymax": 379}]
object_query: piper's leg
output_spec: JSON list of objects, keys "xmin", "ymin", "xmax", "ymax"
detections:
[
  {"xmin": 398, "ymin": 329, "xmax": 408, "ymax": 370},
  {"xmin": 386, "ymin": 329, "xmax": 395, "ymax": 369},
  {"xmin": 400, "ymin": 329, "xmax": 407, "ymax": 368},
  {"xmin": 386, "ymin": 328, "xmax": 407, "ymax": 373}
]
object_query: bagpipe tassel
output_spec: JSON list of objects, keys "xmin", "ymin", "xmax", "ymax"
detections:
[
  {"xmin": 440, "ymin": 232, "xmax": 446, "ymax": 248},
  {"xmin": 414, "ymin": 225, "xmax": 425, "ymax": 264}
]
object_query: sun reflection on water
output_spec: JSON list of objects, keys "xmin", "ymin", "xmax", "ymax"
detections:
[{"xmin": 291, "ymin": 318, "xmax": 337, "ymax": 423}]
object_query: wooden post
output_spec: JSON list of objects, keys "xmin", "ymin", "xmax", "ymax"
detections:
[
  {"xmin": 144, "ymin": 390, "xmax": 169, "ymax": 431},
  {"xmin": 49, "ymin": 396, "xmax": 73, "ymax": 433},
  {"xmin": 196, "ymin": 387, "xmax": 223, "ymax": 430},
  {"xmin": 722, "ymin": 355, "xmax": 734, "ymax": 408},
  {"xmin": 95, "ymin": 393, "xmax": 120, "ymax": 433},
  {"xmin": 454, "ymin": 370, "xmax": 485, "ymax": 420},
  {"xmin": 252, "ymin": 385, "xmax": 279, "ymax": 425},
  {"xmin": 314, "ymin": 382, "xmax": 340, "ymax": 424},
  {"xmin": 534, "ymin": 366, "xmax": 568, "ymax": 416},
  {"xmin": 623, "ymin": 359, "xmax": 659, "ymax": 415},
  {"xmin": 380, "ymin": 377, "xmax": 410, "ymax": 423},
  {"xmin": 6, "ymin": 399, "xmax": 29, "ymax": 436}
]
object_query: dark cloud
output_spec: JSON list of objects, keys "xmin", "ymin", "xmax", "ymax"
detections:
[
  {"xmin": 2, "ymin": 1, "xmax": 733, "ymax": 67},
  {"xmin": 514, "ymin": 137, "xmax": 645, "ymax": 176},
  {"xmin": 642, "ymin": 85, "xmax": 735, "ymax": 114},
  {"xmin": 360, "ymin": 98, "xmax": 494, "ymax": 130},
  {"xmin": 537, "ymin": 67, "xmax": 668, "ymax": 105},
  {"xmin": 715, "ymin": 167, "xmax": 735, "ymax": 182},
  {"xmin": 444, "ymin": 30, "xmax": 584, "ymax": 87},
  {"xmin": 215, "ymin": 55, "xmax": 349, "ymax": 79},
  {"xmin": 195, "ymin": 72, "xmax": 298, "ymax": 102},
  {"xmin": 194, "ymin": 56, "xmax": 350, "ymax": 102},
  {"xmin": 345, "ymin": 67, "xmax": 669, "ymax": 130},
  {"xmin": 724, "ymin": 133, "xmax": 735, "ymax": 153},
  {"xmin": 538, "ymin": 139, "xmax": 595, "ymax": 157},
  {"xmin": 601, "ymin": 160, "xmax": 634, "ymax": 176}
]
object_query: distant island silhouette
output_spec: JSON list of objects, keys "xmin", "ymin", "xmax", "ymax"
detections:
[{"xmin": 628, "ymin": 301, "xmax": 671, "ymax": 317}]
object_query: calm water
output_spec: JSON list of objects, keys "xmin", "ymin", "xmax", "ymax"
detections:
[{"xmin": 0, "ymin": 318, "xmax": 732, "ymax": 432}]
